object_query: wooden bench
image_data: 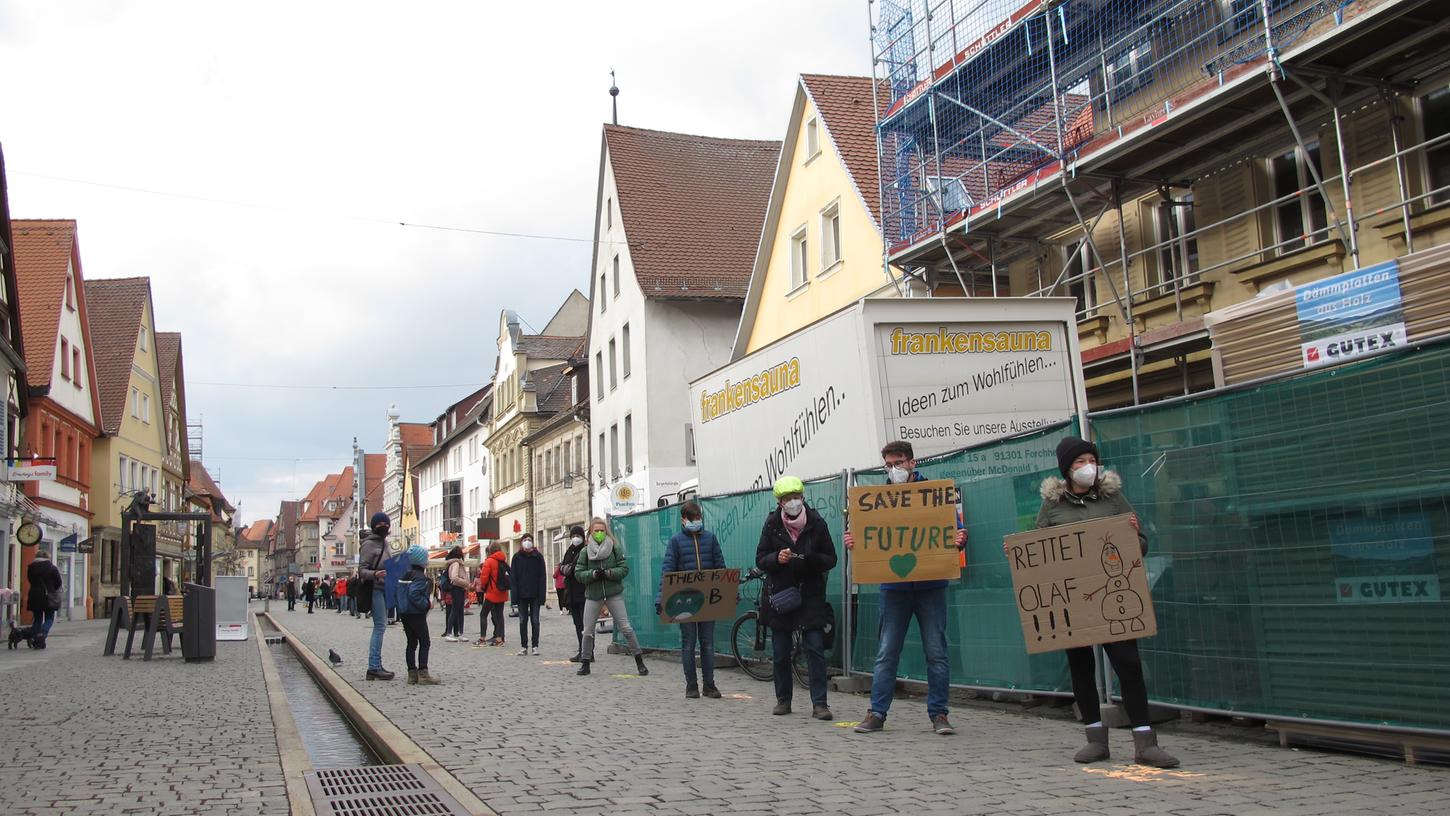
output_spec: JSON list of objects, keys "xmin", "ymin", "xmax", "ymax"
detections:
[
  {"xmin": 1267, "ymin": 720, "xmax": 1450, "ymax": 766},
  {"xmin": 118, "ymin": 594, "xmax": 185, "ymax": 661}
]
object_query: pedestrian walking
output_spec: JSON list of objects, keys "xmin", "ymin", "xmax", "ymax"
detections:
[
  {"xmin": 476, "ymin": 543, "xmax": 509, "ymax": 646},
  {"xmin": 656, "ymin": 501, "xmax": 726, "ymax": 699},
  {"xmin": 443, "ymin": 546, "xmax": 468, "ymax": 641},
  {"xmin": 511, "ymin": 535, "xmax": 547, "ymax": 655},
  {"xmin": 285, "ymin": 577, "xmax": 297, "ymax": 611},
  {"xmin": 756, "ymin": 475, "xmax": 837, "ymax": 720},
  {"xmin": 553, "ymin": 563, "xmax": 567, "ymax": 614},
  {"xmin": 398, "ymin": 545, "xmax": 442, "ymax": 685},
  {"xmin": 359, "ymin": 512, "xmax": 397, "ymax": 681},
  {"xmin": 574, "ymin": 518, "xmax": 647, "ymax": 677},
  {"xmin": 848, "ymin": 441, "xmax": 966, "ymax": 736},
  {"xmin": 26, "ymin": 548, "xmax": 62, "ymax": 647},
  {"xmin": 561, "ymin": 526, "xmax": 588, "ymax": 661},
  {"xmin": 1022, "ymin": 436, "xmax": 1178, "ymax": 768},
  {"xmin": 303, "ymin": 578, "xmax": 317, "ymax": 613}
]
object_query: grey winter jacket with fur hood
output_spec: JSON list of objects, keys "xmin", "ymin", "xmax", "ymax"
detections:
[{"xmin": 1035, "ymin": 470, "xmax": 1148, "ymax": 554}]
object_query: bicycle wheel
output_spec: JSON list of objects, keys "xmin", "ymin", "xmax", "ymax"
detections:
[
  {"xmin": 730, "ymin": 610, "xmax": 773, "ymax": 682},
  {"xmin": 791, "ymin": 632, "xmax": 811, "ymax": 690}
]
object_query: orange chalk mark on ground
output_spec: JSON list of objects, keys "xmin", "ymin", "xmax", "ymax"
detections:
[{"xmin": 1081, "ymin": 766, "xmax": 1207, "ymax": 783}]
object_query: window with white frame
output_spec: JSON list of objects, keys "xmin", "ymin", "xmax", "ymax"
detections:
[
  {"xmin": 119, "ymin": 455, "xmax": 128, "ymax": 490},
  {"xmin": 624, "ymin": 414, "xmax": 633, "ymax": 474},
  {"xmin": 1062, "ymin": 243, "xmax": 1097, "ymax": 316},
  {"xmin": 599, "ymin": 273, "xmax": 607, "ymax": 313},
  {"xmin": 131, "ymin": 387, "xmax": 140, "ymax": 418},
  {"xmin": 609, "ymin": 338, "xmax": 618, "ymax": 390},
  {"xmin": 789, "ymin": 226, "xmax": 809, "ymax": 290},
  {"xmin": 1270, "ymin": 142, "xmax": 1328, "ymax": 254},
  {"xmin": 606, "ymin": 196, "xmax": 612, "ymax": 230},
  {"xmin": 612, "ymin": 255, "xmax": 621, "ymax": 298},
  {"xmin": 609, "ymin": 424, "xmax": 619, "ymax": 479},
  {"xmin": 805, "ymin": 117, "xmax": 820, "ymax": 159},
  {"xmin": 820, "ymin": 201, "xmax": 842, "ymax": 270},
  {"xmin": 1104, "ymin": 41, "xmax": 1154, "ymax": 104},
  {"xmin": 622, "ymin": 323, "xmax": 631, "ymax": 379},
  {"xmin": 596, "ymin": 351, "xmax": 605, "ymax": 398},
  {"xmin": 1422, "ymin": 85, "xmax": 1450, "ymax": 206},
  {"xmin": 141, "ymin": 394, "xmax": 150, "ymax": 423},
  {"xmin": 1152, "ymin": 195, "xmax": 1200, "ymax": 291},
  {"xmin": 598, "ymin": 432, "xmax": 606, "ymax": 484},
  {"xmin": 139, "ymin": 326, "xmax": 148, "ymax": 351}
]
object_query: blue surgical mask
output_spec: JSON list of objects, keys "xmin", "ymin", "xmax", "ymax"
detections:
[{"xmin": 683, "ymin": 520, "xmax": 703, "ymax": 533}]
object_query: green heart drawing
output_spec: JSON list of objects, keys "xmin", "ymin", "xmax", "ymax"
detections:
[{"xmin": 889, "ymin": 553, "xmax": 917, "ymax": 579}]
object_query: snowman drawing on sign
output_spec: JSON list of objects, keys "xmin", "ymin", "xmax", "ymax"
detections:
[{"xmin": 1082, "ymin": 533, "xmax": 1145, "ymax": 636}]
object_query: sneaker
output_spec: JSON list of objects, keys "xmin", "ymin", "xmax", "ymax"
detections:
[
  {"xmin": 517, "ymin": 647, "xmax": 529, "ymax": 656},
  {"xmin": 531, "ymin": 646, "xmax": 540, "ymax": 656},
  {"xmin": 444, "ymin": 635, "xmax": 459, "ymax": 642},
  {"xmin": 931, "ymin": 714, "xmax": 956, "ymax": 736},
  {"xmin": 812, "ymin": 704, "xmax": 834, "ymax": 721},
  {"xmin": 686, "ymin": 685, "xmax": 701, "ymax": 699},
  {"xmin": 855, "ymin": 713, "xmax": 885, "ymax": 733}
]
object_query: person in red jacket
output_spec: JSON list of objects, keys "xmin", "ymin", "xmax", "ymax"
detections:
[{"xmin": 474, "ymin": 543, "xmax": 510, "ymax": 646}]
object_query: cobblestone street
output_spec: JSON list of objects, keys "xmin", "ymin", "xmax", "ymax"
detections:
[
  {"xmin": 277, "ymin": 604, "xmax": 1450, "ymax": 816},
  {"xmin": 0, "ymin": 618, "xmax": 288, "ymax": 815}
]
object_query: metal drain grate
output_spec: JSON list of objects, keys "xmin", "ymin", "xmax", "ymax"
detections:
[
  {"xmin": 303, "ymin": 763, "xmax": 475, "ymax": 815},
  {"xmin": 263, "ymin": 634, "xmax": 286, "ymax": 645}
]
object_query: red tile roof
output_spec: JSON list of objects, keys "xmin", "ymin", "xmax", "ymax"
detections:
[
  {"xmin": 400, "ymin": 422, "xmax": 432, "ymax": 451},
  {"xmin": 83, "ymin": 277, "xmax": 151, "ymax": 435},
  {"xmin": 603, "ymin": 125, "xmax": 779, "ymax": 300},
  {"xmin": 800, "ymin": 75, "xmax": 889, "ymax": 226},
  {"xmin": 188, "ymin": 459, "xmax": 234, "ymax": 514},
  {"xmin": 11, "ymin": 220, "xmax": 76, "ymax": 390},
  {"xmin": 155, "ymin": 332, "xmax": 180, "ymax": 412}
]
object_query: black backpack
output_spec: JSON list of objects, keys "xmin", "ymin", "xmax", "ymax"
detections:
[{"xmin": 494, "ymin": 559, "xmax": 512, "ymax": 593}]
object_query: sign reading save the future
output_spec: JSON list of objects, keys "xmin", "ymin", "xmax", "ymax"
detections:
[
  {"xmin": 658, "ymin": 568, "xmax": 740, "ymax": 624},
  {"xmin": 848, "ymin": 478, "xmax": 961, "ymax": 584},
  {"xmin": 1003, "ymin": 514, "xmax": 1156, "ymax": 654}
]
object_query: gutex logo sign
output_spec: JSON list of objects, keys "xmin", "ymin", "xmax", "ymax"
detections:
[
  {"xmin": 1296, "ymin": 260, "xmax": 1407, "ymax": 369},
  {"xmin": 1330, "ymin": 514, "xmax": 1440, "ymax": 604}
]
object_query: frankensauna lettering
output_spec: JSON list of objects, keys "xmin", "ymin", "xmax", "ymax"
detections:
[
  {"xmin": 699, "ymin": 357, "xmax": 801, "ymax": 424},
  {"xmin": 749, "ymin": 386, "xmax": 842, "ymax": 491},
  {"xmin": 889, "ymin": 327, "xmax": 1053, "ymax": 355}
]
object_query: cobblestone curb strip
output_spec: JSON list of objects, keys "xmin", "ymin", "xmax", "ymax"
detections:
[
  {"xmin": 262, "ymin": 613, "xmax": 496, "ymax": 816},
  {"xmin": 254, "ymin": 615, "xmax": 317, "ymax": 816}
]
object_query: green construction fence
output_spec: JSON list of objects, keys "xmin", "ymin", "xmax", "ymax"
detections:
[{"xmin": 610, "ymin": 339, "xmax": 1450, "ymax": 733}]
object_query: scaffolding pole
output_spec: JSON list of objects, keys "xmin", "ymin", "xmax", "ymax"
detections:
[{"xmin": 1383, "ymin": 90, "xmax": 1415, "ymax": 253}]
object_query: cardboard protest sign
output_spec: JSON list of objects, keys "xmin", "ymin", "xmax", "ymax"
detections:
[
  {"xmin": 1003, "ymin": 513, "xmax": 1156, "ymax": 654},
  {"xmin": 848, "ymin": 479, "xmax": 962, "ymax": 585},
  {"xmin": 658, "ymin": 568, "xmax": 741, "ymax": 624}
]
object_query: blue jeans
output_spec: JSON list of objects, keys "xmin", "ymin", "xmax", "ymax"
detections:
[
  {"xmin": 680, "ymin": 622, "xmax": 715, "ymax": 686},
  {"xmin": 368, "ymin": 588, "xmax": 387, "ymax": 670},
  {"xmin": 774, "ymin": 626, "xmax": 828, "ymax": 707},
  {"xmin": 34, "ymin": 609, "xmax": 56, "ymax": 635},
  {"xmin": 517, "ymin": 599, "xmax": 541, "ymax": 647},
  {"xmin": 870, "ymin": 586, "xmax": 950, "ymax": 719}
]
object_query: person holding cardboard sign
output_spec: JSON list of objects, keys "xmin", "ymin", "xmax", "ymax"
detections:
[
  {"xmin": 756, "ymin": 476, "xmax": 837, "ymax": 720},
  {"xmin": 655, "ymin": 501, "xmax": 728, "ymax": 699},
  {"xmin": 845, "ymin": 441, "xmax": 967, "ymax": 736},
  {"xmin": 1027, "ymin": 436, "xmax": 1179, "ymax": 768}
]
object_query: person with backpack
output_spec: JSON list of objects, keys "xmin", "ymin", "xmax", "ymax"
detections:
[
  {"xmin": 561, "ymin": 526, "xmax": 589, "ymax": 661},
  {"xmin": 397, "ymin": 545, "xmax": 441, "ymax": 685},
  {"xmin": 655, "ymin": 501, "xmax": 726, "ymax": 699},
  {"xmin": 511, "ymin": 535, "xmax": 547, "ymax": 656},
  {"xmin": 553, "ymin": 563, "xmax": 567, "ymax": 614},
  {"xmin": 442, "ymin": 546, "xmax": 468, "ymax": 641},
  {"xmin": 475, "ymin": 542, "xmax": 510, "ymax": 646},
  {"xmin": 26, "ymin": 548, "xmax": 63, "ymax": 647},
  {"xmin": 574, "ymin": 517, "xmax": 647, "ymax": 677}
]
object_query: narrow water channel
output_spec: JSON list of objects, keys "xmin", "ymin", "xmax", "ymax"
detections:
[{"xmin": 259, "ymin": 617, "xmax": 379, "ymax": 769}]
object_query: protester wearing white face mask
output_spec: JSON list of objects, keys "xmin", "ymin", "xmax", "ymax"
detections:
[
  {"xmin": 560, "ymin": 526, "xmax": 589, "ymax": 661},
  {"xmin": 756, "ymin": 476, "xmax": 838, "ymax": 720},
  {"xmin": 1017, "ymin": 436, "xmax": 1179, "ymax": 768},
  {"xmin": 510, "ymin": 535, "xmax": 548, "ymax": 656}
]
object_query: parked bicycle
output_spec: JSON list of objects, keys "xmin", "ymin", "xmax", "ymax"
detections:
[{"xmin": 730, "ymin": 567, "xmax": 812, "ymax": 689}]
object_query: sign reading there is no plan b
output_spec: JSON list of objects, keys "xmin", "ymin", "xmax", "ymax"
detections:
[{"xmin": 848, "ymin": 479, "xmax": 962, "ymax": 585}]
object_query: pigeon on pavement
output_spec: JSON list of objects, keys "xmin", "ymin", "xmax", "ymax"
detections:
[{"xmin": 328, "ymin": 649, "xmax": 343, "ymax": 665}]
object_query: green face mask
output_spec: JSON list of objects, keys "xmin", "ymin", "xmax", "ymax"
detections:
[{"xmin": 592, "ymin": 531, "xmax": 607, "ymax": 543}]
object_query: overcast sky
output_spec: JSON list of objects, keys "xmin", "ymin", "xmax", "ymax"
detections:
[{"xmin": 0, "ymin": 1, "xmax": 872, "ymax": 524}]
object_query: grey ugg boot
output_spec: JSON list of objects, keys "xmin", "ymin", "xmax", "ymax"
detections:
[
  {"xmin": 1132, "ymin": 729, "xmax": 1180, "ymax": 768},
  {"xmin": 1074, "ymin": 725, "xmax": 1110, "ymax": 763}
]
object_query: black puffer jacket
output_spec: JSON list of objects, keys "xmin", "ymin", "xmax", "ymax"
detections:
[
  {"xmin": 27, "ymin": 556, "xmax": 62, "ymax": 613},
  {"xmin": 755, "ymin": 506, "xmax": 837, "ymax": 631}
]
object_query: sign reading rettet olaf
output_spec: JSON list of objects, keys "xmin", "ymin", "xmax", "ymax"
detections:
[{"xmin": 689, "ymin": 298, "xmax": 1086, "ymax": 495}]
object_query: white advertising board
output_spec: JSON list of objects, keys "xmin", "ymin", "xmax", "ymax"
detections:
[
  {"xmin": 214, "ymin": 575, "xmax": 251, "ymax": 641},
  {"xmin": 691, "ymin": 298, "xmax": 1085, "ymax": 495}
]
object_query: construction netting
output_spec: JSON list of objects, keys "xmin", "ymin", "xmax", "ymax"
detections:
[
  {"xmin": 611, "ymin": 340, "xmax": 1450, "ymax": 732},
  {"xmin": 872, "ymin": 0, "xmax": 1358, "ymax": 245}
]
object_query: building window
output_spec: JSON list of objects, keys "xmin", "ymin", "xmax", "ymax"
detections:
[
  {"xmin": 72, "ymin": 347, "xmax": 81, "ymax": 388},
  {"xmin": 612, "ymin": 255, "xmax": 621, "ymax": 298},
  {"xmin": 789, "ymin": 226, "xmax": 809, "ymax": 290},
  {"xmin": 805, "ymin": 116, "xmax": 820, "ymax": 159},
  {"xmin": 598, "ymin": 432, "xmax": 606, "ymax": 485},
  {"xmin": 119, "ymin": 455, "xmax": 128, "ymax": 490},
  {"xmin": 622, "ymin": 323, "xmax": 631, "ymax": 379},
  {"xmin": 595, "ymin": 351, "xmax": 605, "ymax": 398},
  {"xmin": 1270, "ymin": 142, "xmax": 1328, "ymax": 254},
  {"xmin": 599, "ymin": 273, "xmax": 607, "ymax": 313},
  {"xmin": 61, "ymin": 338, "xmax": 70, "ymax": 380},
  {"xmin": 1423, "ymin": 86, "xmax": 1450, "ymax": 206},
  {"xmin": 606, "ymin": 197, "xmax": 612, "ymax": 230},
  {"xmin": 1062, "ymin": 243, "xmax": 1096, "ymax": 316},
  {"xmin": 610, "ymin": 424, "xmax": 619, "ymax": 479},
  {"xmin": 575, "ymin": 436, "xmax": 583, "ymax": 475},
  {"xmin": 1152, "ymin": 195, "xmax": 1200, "ymax": 291},
  {"xmin": 139, "ymin": 326, "xmax": 148, "ymax": 352},
  {"xmin": 131, "ymin": 387, "xmax": 140, "ymax": 418},
  {"xmin": 1103, "ymin": 41, "xmax": 1154, "ymax": 104},
  {"xmin": 537, "ymin": 454, "xmax": 545, "ymax": 485},
  {"xmin": 141, "ymin": 394, "xmax": 150, "ymax": 423},
  {"xmin": 820, "ymin": 202, "xmax": 841, "ymax": 270},
  {"xmin": 609, "ymin": 338, "xmax": 618, "ymax": 391},
  {"xmin": 65, "ymin": 275, "xmax": 75, "ymax": 311},
  {"xmin": 561, "ymin": 441, "xmax": 570, "ymax": 479},
  {"xmin": 624, "ymin": 414, "xmax": 634, "ymax": 474}
]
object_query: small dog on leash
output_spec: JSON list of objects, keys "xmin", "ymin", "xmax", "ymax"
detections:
[{"xmin": 7, "ymin": 623, "xmax": 39, "ymax": 649}]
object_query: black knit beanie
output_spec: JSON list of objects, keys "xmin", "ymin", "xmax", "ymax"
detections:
[{"xmin": 1056, "ymin": 436, "xmax": 1099, "ymax": 479}]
